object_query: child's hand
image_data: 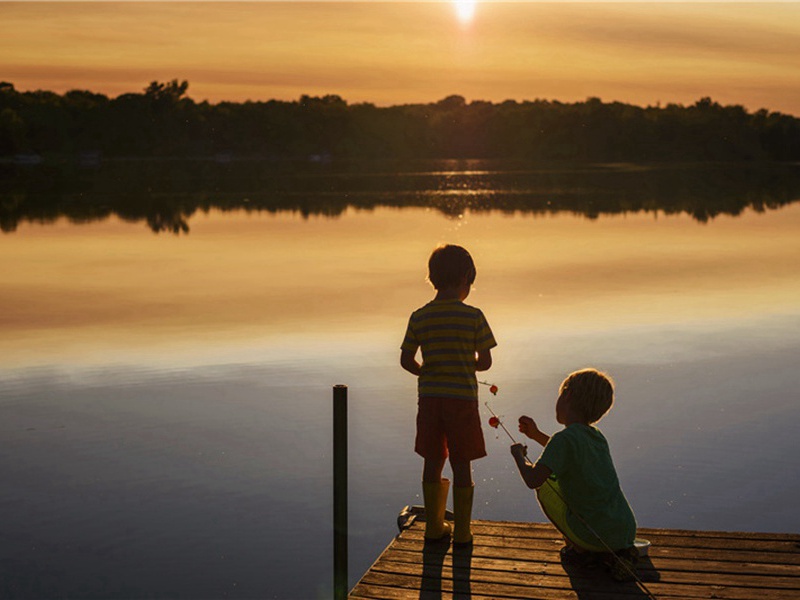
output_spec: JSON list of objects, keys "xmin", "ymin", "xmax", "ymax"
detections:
[
  {"xmin": 510, "ymin": 443, "xmax": 528, "ymax": 461},
  {"xmin": 518, "ymin": 415, "xmax": 539, "ymax": 439}
]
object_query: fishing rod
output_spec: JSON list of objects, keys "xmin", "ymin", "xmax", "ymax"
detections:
[{"xmin": 483, "ymin": 397, "xmax": 658, "ymax": 600}]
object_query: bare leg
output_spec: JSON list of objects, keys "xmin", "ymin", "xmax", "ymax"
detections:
[
  {"xmin": 423, "ymin": 456, "xmax": 447, "ymax": 483},
  {"xmin": 450, "ymin": 460, "xmax": 473, "ymax": 488}
]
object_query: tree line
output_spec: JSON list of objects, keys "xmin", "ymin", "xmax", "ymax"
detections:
[{"xmin": 1, "ymin": 79, "xmax": 799, "ymax": 161}]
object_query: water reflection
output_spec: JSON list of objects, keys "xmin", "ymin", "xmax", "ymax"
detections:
[
  {"xmin": 2, "ymin": 160, "xmax": 800, "ymax": 233},
  {"xmin": 1, "ymin": 196, "xmax": 799, "ymax": 598},
  {"xmin": 3, "ymin": 205, "xmax": 799, "ymax": 368}
]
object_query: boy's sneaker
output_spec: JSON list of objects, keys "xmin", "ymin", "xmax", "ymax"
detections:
[{"xmin": 559, "ymin": 545, "xmax": 602, "ymax": 568}]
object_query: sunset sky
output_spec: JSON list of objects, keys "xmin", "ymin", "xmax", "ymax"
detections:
[{"xmin": 1, "ymin": 1, "xmax": 800, "ymax": 115}]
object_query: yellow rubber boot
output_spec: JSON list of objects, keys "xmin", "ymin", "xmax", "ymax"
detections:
[
  {"xmin": 453, "ymin": 485, "xmax": 474, "ymax": 546},
  {"xmin": 422, "ymin": 479, "xmax": 452, "ymax": 541}
]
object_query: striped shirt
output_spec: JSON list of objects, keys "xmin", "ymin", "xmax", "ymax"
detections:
[{"xmin": 401, "ymin": 299, "xmax": 497, "ymax": 401}]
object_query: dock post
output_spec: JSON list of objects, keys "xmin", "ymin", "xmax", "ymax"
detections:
[{"xmin": 333, "ymin": 384, "xmax": 348, "ymax": 599}]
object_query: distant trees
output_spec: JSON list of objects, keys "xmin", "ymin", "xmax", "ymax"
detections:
[{"xmin": 1, "ymin": 80, "xmax": 799, "ymax": 161}]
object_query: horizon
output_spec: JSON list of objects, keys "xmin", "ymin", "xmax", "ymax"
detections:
[
  {"xmin": 7, "ymin": 78, "xmax": 795, "ymax": 117},
  {"xmin": 2, "ymin": 2, "xmax": 800, "ymax": 116}
]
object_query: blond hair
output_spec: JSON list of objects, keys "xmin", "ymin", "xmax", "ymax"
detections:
[{"xmin": 560, "ymin": 368, "xmax": 615, "ymax": 424}]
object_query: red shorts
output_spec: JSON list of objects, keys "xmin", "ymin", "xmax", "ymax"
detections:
[{"xmin": 415, "ymin": 396, "xmax": 487, "ymax": 462}]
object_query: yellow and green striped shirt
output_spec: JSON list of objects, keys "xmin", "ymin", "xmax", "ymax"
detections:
[{"xmin": 401, "ymin": 299, "xmax": 497, "ymax": 401}]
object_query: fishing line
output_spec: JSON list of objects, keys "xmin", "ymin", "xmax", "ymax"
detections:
[{"xmin": 484, "ymin": 400, "xmax": 658, "ymax": 600}]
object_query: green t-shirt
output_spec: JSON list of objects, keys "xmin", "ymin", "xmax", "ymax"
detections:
[{"xmin": 536, "ymin": 423, "xmax": 636, "ymax": 550}]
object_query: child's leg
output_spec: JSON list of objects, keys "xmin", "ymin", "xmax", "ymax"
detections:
[
  {"xmin": 450, "ymin": 460, "xmax": 472, "ymax": 488},
  {"xmin": 536, "ymin": 477, "xmax": 605, "ymax": 553},
  {"xmin": 442, "ymin": 398, "xmax": 484, "ymax": 547},
  {"xmin": 421, "ymin": 457, "xmax": 451, "ymax": 540},
  {"xmin": 423, "ymin": 456, "xmax": 446, "ymax": 483},
  {"xmin": 417, "ymin": 396, "xmax": 451, "ymax": 540},
  {"xmin": 450, "ymin": 459, "xmax": 474, "ymax": 545}
]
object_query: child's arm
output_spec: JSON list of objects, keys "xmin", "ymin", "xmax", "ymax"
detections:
[
  {"xmin": 475, "ymin": 348, "xmax": 492, "ymax": 372},
  {"xmin": 400, "ymin": 348, "xmax": 421, "ymax": 376},
  {"xmin": 518, "ymin": 416, "xmax": 550, "ymax": 447},
  {"xmin": 510, "ymin": 444, "xmax": 552, "ymax": 489}
]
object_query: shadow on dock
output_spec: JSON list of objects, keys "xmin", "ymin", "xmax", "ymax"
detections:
[
  {"xmin": 352, "ymin": 518, "xmax": 800, "ymax": 599},
  {"xmin": 561, "ymin": 554, "xmax": 660, "ymax": 599}
]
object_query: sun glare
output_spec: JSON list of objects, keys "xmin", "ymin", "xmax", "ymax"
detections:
[{"xmin": 454, "ymin": 0, "xmax": 477, "ymax": 26}]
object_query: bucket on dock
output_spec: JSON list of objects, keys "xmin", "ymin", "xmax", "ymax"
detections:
[{"xmin": 634, "ymin": 538, "xmax": 651, "ymax": 557}]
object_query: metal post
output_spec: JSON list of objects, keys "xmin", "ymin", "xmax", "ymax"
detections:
[{"xmin": 333, "ymin": 384, "xmax": 348, "ymax": 599}]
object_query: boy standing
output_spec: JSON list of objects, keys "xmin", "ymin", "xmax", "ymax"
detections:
[
  {"xmin": 510, "ymin": 368, "xmax": 639, "ymax": 579},
  {"xmin": 401, "ymin": 244, "xmax": 497, "ymax": 545}
]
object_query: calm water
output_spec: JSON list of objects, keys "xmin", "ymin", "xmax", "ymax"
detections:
[{"xmin": 1, "ymin": 163, "xmax": 799, "ymax": 598}]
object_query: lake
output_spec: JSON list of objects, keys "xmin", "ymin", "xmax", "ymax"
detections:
[{"xmin": 1, "ymin": 161, "xmax": 799, "ymax": 598}]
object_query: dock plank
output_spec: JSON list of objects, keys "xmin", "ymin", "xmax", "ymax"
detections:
[{"xmin": 350, "ymin": 519, "xmax": 800, "ymax": 600}]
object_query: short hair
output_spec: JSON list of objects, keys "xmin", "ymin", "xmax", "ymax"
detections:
[
  {"xmin": 427, "ymin": 245, "xmax": 476, "ymax": 290},
  {"xmin": 559, "ymin": 368, "xmax": 615, "ymax": 424}
]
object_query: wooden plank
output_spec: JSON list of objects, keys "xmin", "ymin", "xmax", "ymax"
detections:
[
  {"xmin": 352, "ymin": 570, "xmax": 800, "ymax": 600},
  {"xmin": 372, "ymin": 550, "xmax": 800, "ymax": 594},
  {"xmin": 395, "ymin": 533, "xmax": 800, "ymax": 573},
  {"xmin": 401, "ymin": 529, "xmax": 800, "ymax": 568},
  {"xmin": 351, "ymin": 518, "xmax": 800, "ymax": 600},
  {"xmin": 380, "ymin": 543, "xmax": 800, "ymax": 588},
  {"xmin": 430, "ymin": 521, "xmax": 800, "ymax": 557},
  {"xmin": 466, "ymin": 522, "xmax": 800, "ymax": 555},
  {"xmin": 470, "ymin": 520, "xmax": 799, "ymax": 543}
]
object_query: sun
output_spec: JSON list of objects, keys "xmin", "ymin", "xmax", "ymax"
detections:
[{"xmin": 453, "ymin": 0, "xmax": 477, "ymax": 26}]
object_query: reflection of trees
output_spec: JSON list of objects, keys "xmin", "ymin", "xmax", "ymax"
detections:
[{"xmin": 1, "ymin": 161, "xmax": 799, "ymax": 233}]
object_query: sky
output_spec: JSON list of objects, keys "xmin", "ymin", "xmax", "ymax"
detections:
[{"xmin": 1, "ymin": 1, "xmax": 800, "ymax": 115}]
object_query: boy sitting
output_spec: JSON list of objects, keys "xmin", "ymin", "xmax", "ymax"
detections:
[{"xmin": 510, "ymin": 368, "xmax": 639, "ymax": 580}]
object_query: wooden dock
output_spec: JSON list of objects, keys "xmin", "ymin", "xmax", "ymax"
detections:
[{"xmin": 350, "ymin": 516, "xmax": 800, "ymax": 599}]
